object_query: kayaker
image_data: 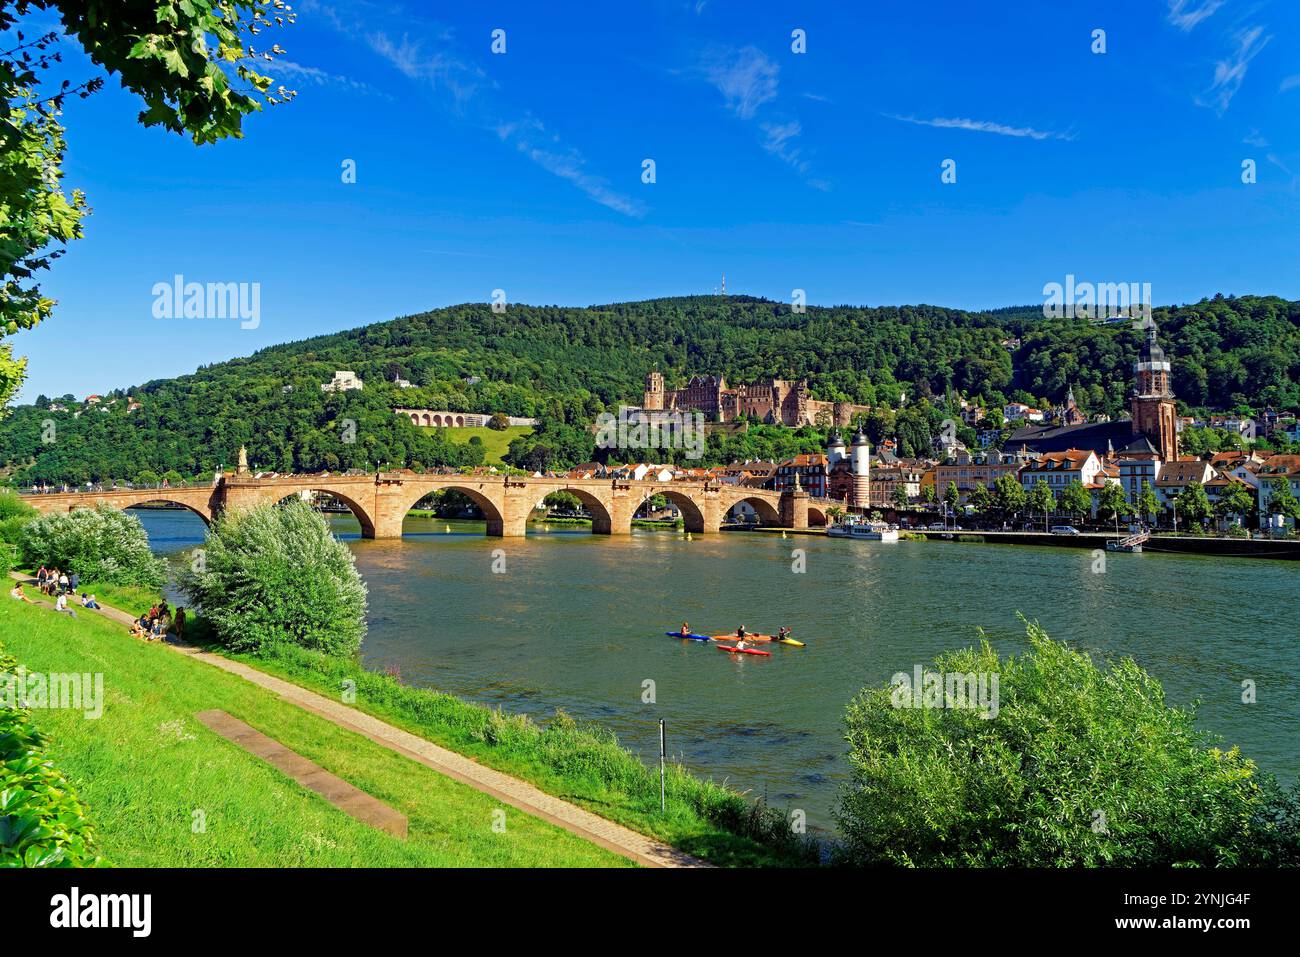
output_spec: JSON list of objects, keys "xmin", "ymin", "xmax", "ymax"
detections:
[
  {"xmin": 736, "ymin": 624, "xmax": 747, "ymax": 639},
  {"xmin": 778, "ymin": 626, "xmax": 791, "ymax": 642},
  {"xmin": 679, "ymin": 621, "xmax": 691, "ymax": 636}
]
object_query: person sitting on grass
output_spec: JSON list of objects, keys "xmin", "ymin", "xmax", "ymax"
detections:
[
  {"xmin": 53, "ymin": 592, "xmax": 77, "ymax": 618},
  {"xmin": 149, "ymin": 617, "xmax": 165, "ymax": 642},
  {"xmin": 130, "ymin": 614, "xmax": 150, "ymax": 639},
  {"xmin": 10, "ymin": 584, "xmax": 34, "ymax": 603},
  {"xmin": 81, "ymin": 593, "xmax": 100, "ymax": 610}
]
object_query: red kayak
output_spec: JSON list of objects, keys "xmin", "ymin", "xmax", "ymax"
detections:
[{"xmin": 716, "ymin": 643, "xmax": 771, "ymax": 657}]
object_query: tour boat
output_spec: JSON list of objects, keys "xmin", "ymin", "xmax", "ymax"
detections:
[{"xmin": 850, "ymin": 523, "xmax": 899, "ymax": 542}]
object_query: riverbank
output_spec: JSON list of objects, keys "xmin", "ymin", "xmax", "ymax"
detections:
[
  {"xmin": 909, "ymin": 529, "xmax": 1300, "ymax": 559},
  {"xmin": 8, "ymin": 571, "xmax": 815, "ymax": 867},
  {"xmin": 0, "ymin": 591, "xmax": 630, "ymax": 867}
]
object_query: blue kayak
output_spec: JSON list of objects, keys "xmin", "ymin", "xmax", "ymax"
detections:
[{"xmin": 665, "ymin": 631, "xmax": 711, "ymax": 642}]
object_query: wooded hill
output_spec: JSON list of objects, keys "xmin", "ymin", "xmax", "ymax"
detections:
[{"xmin": 1, "ymin": 294, "xmax": 1296, "ymax": 483}]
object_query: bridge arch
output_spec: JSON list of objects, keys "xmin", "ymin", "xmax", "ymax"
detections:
[
  {"xmin": 635, "ymin": 487, "xmax": 705, "ymax": 533},
  {"xmin": 271, "ymin": 489, "xmax": 376, "ymax": 538},
  {"xmin": 123, "ymin": 499, "xmax": 213, "ymax": 527},
  {"xmin": 400, "ymin": 484, "xmax": 507, "ymax": 536},
  {"xmin": 724, "ymin": 494, "xmax": 782, "ymax": 527},
  {"xmin": 531, "ymin": 486, "xmax": 615, "ymax": 534},
  {"xmin": 807, "ymin": 505, "xmax": 829, "ymax": 527}
]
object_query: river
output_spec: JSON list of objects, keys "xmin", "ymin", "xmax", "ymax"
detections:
[{"xmin": 136, "ymin": 507, "xmax": 1300, "ymax": 832}]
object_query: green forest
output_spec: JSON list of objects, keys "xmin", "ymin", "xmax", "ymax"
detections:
[{"xmin": 1, "ymin": 293, "xmax": 1297, "ymax": 484}]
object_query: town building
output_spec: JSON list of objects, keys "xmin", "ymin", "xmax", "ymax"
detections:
[
  {"xmin": 1018, "ymin": 449, "xmax": 1104, "ymax": 494},
  {"xmin": 935, "ymin": 448, "xmax": 1034, "ymax": 503},
  {"xmin": 321, "ymin": 371, "xmax": 363, "ymax": 393}
]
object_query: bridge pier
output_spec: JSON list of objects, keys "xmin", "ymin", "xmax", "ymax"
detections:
[{"xmin": 780, "ymin": 486, "xmax": 810, "ymax": 530}]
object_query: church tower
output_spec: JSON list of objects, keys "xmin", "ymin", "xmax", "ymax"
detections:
[{"xmin": 1131, "ymin": 325, "xmax": 1178, "ymax": 462}]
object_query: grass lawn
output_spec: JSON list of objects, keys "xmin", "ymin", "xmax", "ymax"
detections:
[
  {"xmin": 235, "ymin": 644, "xmax": 817, "ymax": 867},
  {"xmin": 421, "ymin": 425, "xmax": 532, "ymax": 464},
  {"xmin": 0, "ymin": 597, "xmax": 628, "ymax": 867}
]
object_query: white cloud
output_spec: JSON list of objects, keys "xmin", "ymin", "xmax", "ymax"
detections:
[
  {"xmin": 495, "ymin": 115, "xmax": 646, "ymax": 218},
  {"xmin": 1196, "ymin": 26, "xmax": 1271, "ymax": 114},
  {"xmin": 703, "ymin": 45, "xmax": 779, "ymax": 119},
  {"xmin": 761, "ymin": 121, "xmax": 808, "ymax": 173},
  {"xmin": 1280, "ymin": 75, "xmax": 1300, "ymax": 92},
  {"xmin": 886, "ymin": 114, "xmax": 1074, "ymax": 141},
  {"xmin": 1167, "ymin": 0, "xmax": 1226, "ymax": 31},
  {"xmin": 272, "ymin": 60, "xmax": 385, "ymax": 97},
  {"xmin": 310, "ymin": 4, "xmax": 642, "ymax": 217}
]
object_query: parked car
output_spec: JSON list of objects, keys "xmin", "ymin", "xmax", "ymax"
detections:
[{"xmin": 1050, "ymin": 525, "xmax": 1082, "ymax": 536}]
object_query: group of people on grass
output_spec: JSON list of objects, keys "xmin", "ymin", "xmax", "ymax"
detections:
[
  {"xmin": 14, "ymin": 567, "xmax": 188, "ymax": 643},
  {"xmin": 29, "ymin": 565, "xmax": 100, "ymax": 616},
  {"xmin": 130, "ymin": 600, "xmax": 185, "ymax": 643}
]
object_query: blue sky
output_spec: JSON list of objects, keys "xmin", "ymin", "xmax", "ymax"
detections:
[{"xmin": 14, "ymin": 0, "xmax": 1300, "ymax": 401}]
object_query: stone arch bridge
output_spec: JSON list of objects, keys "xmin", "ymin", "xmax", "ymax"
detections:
[{"xmin": 22, "ymin": 473, "xmax": 837, "ymax": 538}]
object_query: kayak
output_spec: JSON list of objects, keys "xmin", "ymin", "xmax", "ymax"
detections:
[
  {"xmin": 716, "ymin": 644, "xmax": 771, "ymax": 657},
  {"xmin": 665, "ymin": 631, "xmax": 712, "ymax": 642},
  {"xmin": 710, "ymin": 633, "xmax": 804, "ymax": 647}
]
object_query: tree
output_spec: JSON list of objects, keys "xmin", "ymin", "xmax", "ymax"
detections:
[
  {"xmin": 992, "ymin": 473, "xmax": 1026, "ymax": 521},
  {"xmin": 20, "ymin": 504, "xmax": 163, "ymax": 586},
  {"xmin": 834, "ymin": 619, "xmax": 1290, "ymax": 867},
  {"xmin": 1097, "ymin": 482, "xmax": 1129, "ymax": 524},
  {"xmin": 1267, "ymin": 477, "xmax": 1300, "ymax": 522},
  {"xmin": 1060, "ymin": 480, "xmax": 1093, "ymax": 522},
  {"xmin": 891, "ymin": 484, "xmax": 910, "ymax": 511},
  {"xmin": 1136, "ymin": 480, "xmax": 1161, "ymax": 527},
  {"xmin": 0, "ymin": 1, "xmax": 297, "ymax": 405},
  {"xmin": 968, "ymin": 483, "xmax": 992, "ymax": 513},
  {"xmin": 1028, "ymin": 479, "xmax": 1055, "ymax": 532},
  {"xmin": 944, "ymin": 481, "xmax": 961, "ymax": 510},
  {"xmin": 487, "ymin": 412, "xmax": 510, "ymax": 430},
  {"xmin": 178, "ymin": 499, "xmax": 367, "ymax": 657},
  {"xmin": 1213, "ymin": 482, "xmax": 1255, "ymax": 528},
  {"xmin": 1175, "ymin": 481, "xmax": 1211, "ymax": 528},
  {"xmin": 921, "ymin": 484, "xmax": 937, "ymax": 506}
]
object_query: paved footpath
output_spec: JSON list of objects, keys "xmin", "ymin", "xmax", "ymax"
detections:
[{"xmin": 9, "ymin": 572, "xmax": 706, "ymax": 868}]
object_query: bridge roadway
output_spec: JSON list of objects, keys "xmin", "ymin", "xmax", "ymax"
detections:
[{"xmin": 21, "ymin": 471, "xmax": 843, "ymax": 538}]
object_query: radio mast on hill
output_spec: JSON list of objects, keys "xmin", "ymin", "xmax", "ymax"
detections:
[{"xmin": 721, "ymin": 273, "xmax": 726, "ymax": 296}]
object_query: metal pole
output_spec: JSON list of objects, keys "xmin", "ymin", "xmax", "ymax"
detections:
[{"xmin": 659, "ymin": 719, "xmax": 666, "ymax": 813}]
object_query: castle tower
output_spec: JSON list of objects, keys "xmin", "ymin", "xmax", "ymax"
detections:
[
  {"xmin": 643, "ymin": 371, "xmax": 665, "ymax": 411},
  {"xmin": 826, "ymin": 430, "xmax": 846, "ymax": 468},
  {"xmin": 1131, "ymin": 325, "xmax": 1178, "ymax": 462},
  {"xmin": 850, "ymin": 431, "xmax": 871, "ymax": 508}
]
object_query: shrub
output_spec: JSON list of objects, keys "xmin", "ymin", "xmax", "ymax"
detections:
[
  {"xmin": 20, "ymin": 506, "xmax": 164, "ymax": 587},
  {"xmin": 179, "ymin": 498, "xmax": 367, "ymax": 657},
  {"xmin": 0, "ymin": 491, "xmax": 35, "ymax": 547},
  {"xmin": 834, "ymin": 618, "xmax": 1295, "ymax": 867},
  {"xmin": 0, "ymin": 642, "xmax": 106, "ymax": 867}
]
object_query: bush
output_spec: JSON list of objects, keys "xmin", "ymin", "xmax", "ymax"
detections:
[
  {"xmin": 0, "ymin": 491, "xmax": 35, "ymax": 547},
  {"xmin": 19, "ymin": 506, "xmax": 164, "ymax": 587},
  {"xmin": 834, "ymin": 618, "xmax": 1296, "ymax": 867},
  {"xmin": 179, "ymin": 499, "xmax": 367, "ymax": 657},
  {"xmin": 0, "ymin": 642, "xmax": 107, "ymax": 867}
]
